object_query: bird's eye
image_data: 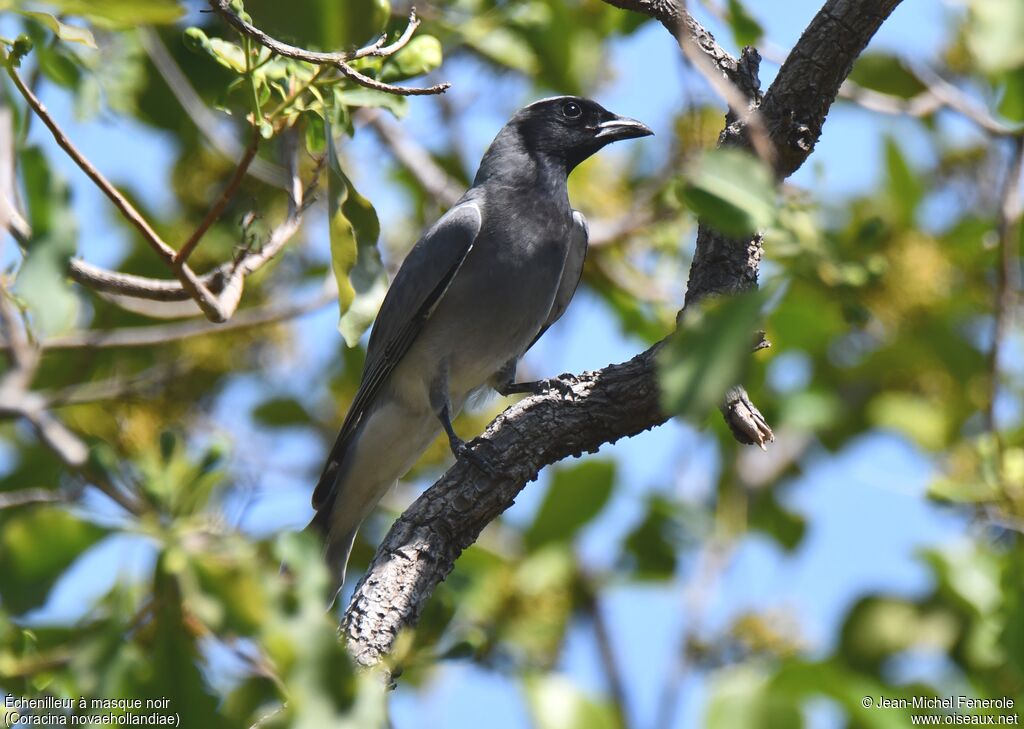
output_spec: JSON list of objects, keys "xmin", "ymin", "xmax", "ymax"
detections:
[{"xmin": 562, "ymin": 101, "xmax": 582, "ymax": 119}]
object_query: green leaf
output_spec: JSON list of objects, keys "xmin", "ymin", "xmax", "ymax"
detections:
[
  {"xmin": 336, "ymin": 86, "xmax": 409, "ymax": 119},
  {"xmin": 327, "ymin": 117, "xmax": 386, "ymax": 347},
  {"xmin": 524, "ymin": 460, "xmax": 615, "ymax": 550},
  {"xmin": 13, "ymin": 238, "xmax": 79, "ymax": 336},
  {"xmin": 14, "ymin": 147, "xmax": 79, "ymax": 336},
  {"xmin": 622, "ymin": 495, "xmax": 682, "ymax": 580},
  {"xmin": 380, "ymin": 35, "xmax": 443, "ymax": 82},
  {"xmin": 524, "ymin": 674, "xmax": 620, "ymax": 729},
  {"xmin": 0, "ymin": 507, "xmax": 108, "ymax": 613},
  {"xmin": 725, "ymin": 0, "xmax": 763, "ymax": 48},
  {"xmin": 38, "ymin": 0, "xmax": 185, "ymax": 28},
  {"xmin": 748, "ymin": 491, "xmax": 806, "ymax": 552},
  {"xmin": 190, "ymin": 545, "xmax": 268, "ymax": 635},
  {"xmin": 252, "ymin": 397, "xmax": 313, "ymax": 428},
  {"xmin": 883, "ymin": 137, "xmax": 922, "ymax": 226},
  {"xmin": 848, "ymin": 53, "xmax": 926, "ymax": 99},
  {"xmin": 678, "ymin": 148, "xmax": 776, "ymax": 237},
  {"xmin": 997, "ymin": 69, "xmax": 1024, "ymax": 123},
  {"xmin": 18, "ymin": 11, "xmax": 96, "ymax": 48},
  {"xmin": 966, "ymin": 0, "xmax": 1024, "ymax": 74},
  {"xmin": 182, "ymin": 27, "xmax": 247, "ymax": 73},
  {"xmin": 142, "ymin": 553, "xmax": 223, "ymax": 726},
  {"xmin": 658, "ymin": 291, "xmax": 764, "ymax": 421}
]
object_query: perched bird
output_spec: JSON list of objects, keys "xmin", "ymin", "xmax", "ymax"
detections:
[{"xmin": 311, "ymin": 96, "xmax": 652, "ymax": 597}]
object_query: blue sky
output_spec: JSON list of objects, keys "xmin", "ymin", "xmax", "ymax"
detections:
[{"xmin": 3, "ymin": 1, "xmax": 981, "ymax": 728}]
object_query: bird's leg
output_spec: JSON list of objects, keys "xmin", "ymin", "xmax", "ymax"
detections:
[{"xmin": 437, "ymin": 404, "xmax": 497, "ymax": 476}]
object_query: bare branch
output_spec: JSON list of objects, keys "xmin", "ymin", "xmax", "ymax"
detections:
[
  {"xmin": 0, "ymin": 487, "xmax": 66, "ymax": 509},
  {"xmin": 44, "ymin": 363, "xmax": 182, "ymax": 407},
  {"xmin": 838, "ymin": 67, "xmax": 1021, "ymax": 138},
  {"xmin": 207, "ymin": 0, "xmax": 450, "ymax": 97},
  {"xmin": 38, "ymin": 278, "xmax": 335, "ymax": 350}
]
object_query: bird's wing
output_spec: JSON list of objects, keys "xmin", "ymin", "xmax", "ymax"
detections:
[
  {"xmin": 312, "ymin": 200, "xmax": 483, "ymax": 513},
  {"xmin": 526, "ymin": 209, "xmax": 589, "ymax": 351}
]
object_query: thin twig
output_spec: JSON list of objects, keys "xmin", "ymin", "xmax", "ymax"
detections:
[
  {"xmin": 175, "ymin": 131, "xmax": 260, "ymax": 265},
  {"xmin": 44, "ymin": 362, "xmax": 182, "ymax": 407},
  {"xmin": 582, "ymin": 576, "xmax": 633, "ymax": 729},
  {"xmin": 207, "ymin": 0, "xmax": 450, "ymax": 96},
  {"xmin": 0, "ymin": 487, "xmax": 66, "ymax": 509},
  {"xmin": 910, "ymin": 63, "xmax": 1021, "ymax": 138}
]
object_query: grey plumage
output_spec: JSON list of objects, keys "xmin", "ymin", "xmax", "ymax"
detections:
[{"xmin": 311, "ymin": 96, "xmax": 652, "ymax": 597}]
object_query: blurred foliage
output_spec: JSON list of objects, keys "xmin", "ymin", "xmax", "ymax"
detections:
[{"xmin": 0, "ymin": 0, "xmax": 1023, "ymax": 728}]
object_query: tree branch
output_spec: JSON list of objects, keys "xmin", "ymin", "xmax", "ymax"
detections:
[
  {"xmin": 66, "ymin": 143, "xmax": 312, "ymax": 319},
  {"xmin": 37, "ymin": 278, "xmax": 335, "ymax": 350},
  {"xmin": 207, "ymin": 1, "xmax": 450, "ymax": 97},
  {"xmin": 342, "ymin": 0, "xmax": 905, "ymax": 668}
]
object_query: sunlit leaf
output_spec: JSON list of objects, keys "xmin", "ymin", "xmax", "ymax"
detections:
[
  {"xmin": 381, "ymin": 35, "xmax": 443, "ymax": 83},
  {"xmin": 39, "ymin": 0, "xmax": 184, "ymax": 27},
  {"xmin": 866, "ymin": 392, "xmax": 947, "ymax": 450},
  {"xmin": 966, "ymin": 0, "xmax": 1024, "ymax": 74},
  {"xmin": 336, "ymin": 87, "xmax": 409, "ymax": 119},
  {"xmin": 18, "ymin": 11, "xmax": 96, "ymax": 48},
  {"xmin": 678, "ymin": 148, "xmax": 776, "ymax": 237},
  {"xmin": 524, "ymin": 674, "xmax": 619, "ymax": 729},
  {"xmin": 327, "ymin": 116, "xmax": 386, "ymax": 347},
  {"xmin": 706, "ymin": 665, "xmax": 804, "ymax": 729}
]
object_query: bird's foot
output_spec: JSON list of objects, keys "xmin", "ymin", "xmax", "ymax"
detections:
[
  {"xmin": 450, "ymin": 435, "xmax": 499, "ymax": 477},
  {"xmin": 500, "ymin": 375, "xmax": 577, "ymax": 401}
]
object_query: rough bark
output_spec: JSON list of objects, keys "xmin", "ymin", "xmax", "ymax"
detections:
[{"xmin": 343, "ymin": 0, "xmax": 905, "ymax": 667}]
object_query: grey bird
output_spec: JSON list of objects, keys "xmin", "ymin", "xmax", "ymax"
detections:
[{"xmin": 310, "ymin": 96, "xmax": 652, "ymax": 597}]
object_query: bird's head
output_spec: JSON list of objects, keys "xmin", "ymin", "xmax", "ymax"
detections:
[{"xmin": 510, "ymin": 96, "xmax": 653, "ymax": 171}]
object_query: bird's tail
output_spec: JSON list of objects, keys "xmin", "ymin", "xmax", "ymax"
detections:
[{"xmin": 309, "ymin": 401, "xmax": 443, "ymax": 602}]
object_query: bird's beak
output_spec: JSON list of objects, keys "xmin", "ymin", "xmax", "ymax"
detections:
[{"xmin": 594, "ymin": 116, "xmax": 654, "ymax": 142}]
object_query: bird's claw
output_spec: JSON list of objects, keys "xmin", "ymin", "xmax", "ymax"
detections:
[{"xmin": 451, "ymin": 437, "xmax": 499, "ymax": 476}]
